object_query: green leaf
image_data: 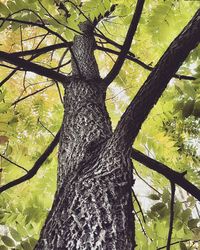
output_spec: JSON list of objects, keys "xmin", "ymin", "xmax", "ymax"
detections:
[
  {"xmin": 182, "ymin": 99, "xmax": 195, "ymax": 118},
  {"xmin": 1, "ymin": 236, "xmax": 15, "ymax": 247},
  {"xmin": 180, "ymin": 242, "xmax": 188, "ymax": 250},
  {"xmin": 174, "ymin": 201, "xmax": 182, "ymax": 216},
  {"xmin": 148, "ymin": 194, "xmax": 160, "ymax": 200},
  {"xmin": 0, "ymin": 91, "xmax": 6, "ymax": 103},
  {"xmin": 29, "ymin": 238, "xmax": 38, "ymax": 248},
  {"xmin": 162, "ymin": 189, "xmax": 170, "ymax": 203},
  {"xmin": 0, "ymin": 103, "xmax": 11, "ymax": 113},
  {"xmin": 10, "ymin": 227, "xmax": 21, "ymax": 242},
  {"xmin": 181, "ymin": 208, "xmax": 191, "ymax": 223},
  {"xmin": 6, "ymin": 145, "xmax": 13, "ymax": 156},
  {"xmin": 16, "ymin": 224, "xmax": 27, "ymax": 237},
  {"xmin": 188, "ymin": 219, "xmax": 200, "ymax": 229},
  {"xmin": 7, "ymin": 0, "xmax": 27, "ymax": 12},
  {"xmin": 174, "ymin": 220, "xmax": 183, "ymax": 230},
  {"xmin": 0, "ymin": 3, "xmax": 10, "ymax": 16},
  {"xmin": 193, "ymin": 100, "xmax": 200, "ymax": 117},
  {"xmin": 183, "ymin": 82, "xmax": 196, "ymax": 98},
  {"xmin": 147, "ymin": 211, "xmax": 157, "ymax": 219},
  {"xmin": 0, "ymin": 245, "xmax": 8, "ymax": 250},
  {"xmin": 104, "ymin": 0, "xmax": 110, "ymax": 9},
  {"xmin": 187, "ymin": 196, "xmax": 196, "ymax": 208},
  {"xmin": 21, "ymin": 241, "xmax": 32, "ymax": 250},
  {"xmin": 151, "ymin": 202, "xmax": 166, "ymax": 212}
]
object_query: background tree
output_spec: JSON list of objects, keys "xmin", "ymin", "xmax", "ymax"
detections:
[{"xmin": 0, "ymin": 0, "xmax": 200, "ymax": 249}]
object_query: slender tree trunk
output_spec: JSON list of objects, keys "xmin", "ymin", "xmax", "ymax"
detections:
[{"xmin": 35, "ymin": 23, "xmax": 135, "ymax": 250}]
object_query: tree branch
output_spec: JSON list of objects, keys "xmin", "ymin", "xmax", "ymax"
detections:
[
  {"xmin": 0, "ymin": 51, "xmax": 69, "ymax": 83},
  {"xmin": 113, "ymin": 9, "xmax": 200, "ymax": 148},
  {"xmin": 167, "ymin": 182, "xmax": 175, "ymax": 250},
  {"xmin": 0, "ymin": 40, "xmax": 68, "ymax": 87},
  {"xmin": 11, "ymin": 43, "xmax": 71, "ymax": 57},
  {"xmin": 38, "ymin": 118, "xmax": 55, "ymax": 137},
  {"xmin": 132, "ymin": 189, "xmax": 146, "ymax": 223},
  {"xmin": 0, "ymin": 16, "xmax": 70, "ymax": 44},
  {"xmin": 0, "ymin": 129, "xmax": 60, "ymax": 193},
  {"xmin": 103, "ymin": 0, "xmax": 145, "ymax": 86},
  {"xmin": 96, "ymin": 45, "xmax": 196, "ymax": 81},
  {"xmin": 131, "ymin": 148, "xmax": 200, "ymax": 201},
  {"xmin": 0, "ymin": 69, "xmax": 17, "ymax": 87}
]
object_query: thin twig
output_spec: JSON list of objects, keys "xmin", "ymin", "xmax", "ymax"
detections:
[
  {"xmin": 167, "ymin": 182, "xmax": 176, "ymax": 250},
  {"xmin": 134, "ymin": 166, "xmax": 161, "ymax": 195},
  {"xmin": 38, "ymin": 0, "xmax": 68, "ymax": 28},
  {"xmin": 0, "ymin": 154, "xmax": 28, "ymax": 173},
  {"xmin": 38, "ymin": 118, "xmax": 55, "ymax": 137},
  {"xmin": 11, "ymin": 83, "xmax": 54, "ymax": 106},
  {"xmin": 132, "ymin": 201, "xmax": 152, "ymax": 241},
  {"xmin": 132, "ymin": 189, "xmax": 146, "ymax": 223},
  {"xmin": 23, "ymin": 33, "xmax": 49, "ymax": 42},
  {"xmin": 157, "ymin": 239, "xmax": 200, "ymax": 250},
  {"xmin": 0, "ymin": 16, "xmax": 70, "ymax": 44},
  {"xmin": 54, "ymin": 49, "xmax": 70, "ymax": 103}
]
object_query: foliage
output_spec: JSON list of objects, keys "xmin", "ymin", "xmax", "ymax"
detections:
[{"xmin": 0, "ymin": 0, "xmax": 199, "ymax": 249}]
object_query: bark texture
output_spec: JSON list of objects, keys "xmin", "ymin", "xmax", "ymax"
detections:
[
  {"xmin": 35, "ymin": 22, "xmax": 135, "ymax": 250},
  {"xmin": 35, "ymin": 9, "xmax": 200, "ymax": 250}
]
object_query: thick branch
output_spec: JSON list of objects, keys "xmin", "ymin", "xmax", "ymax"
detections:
[
  {"xmin": 113, "ymin": 9, "xmax": 200, "ymax": 147},
  {"xmin": 0, "ymin": 130, "xmax": 60, "ymax": 193},
  {"xmin": 0, "ymin": 51, "xmax": 69, "ymax": 83},
  {"xmin": 0, "ymin": 42, "xmax": 69, "ymax": 87},
  {"xmin": 96, "ymin": 45, "xmax": 196, "ymax": 81},
  {"xmin": 131, "ymin": 148, "xmax": 200, "ymax": 201},
  {"xmin": 104, "ymin": 0, "xmax": 145, "ymax": 86}
]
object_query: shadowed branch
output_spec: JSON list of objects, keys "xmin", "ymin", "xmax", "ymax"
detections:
[
  {"xmin": 104, "ymin": 0, "xmax": 145, "ymax": 86},
  {"xmin": 0, "ymin": 51, "xmax": 69, "ymax": 83},
  {"xmin": 113, "ymin": 9, "xmax": 200, "ymax": 148},
  {"xmin": 131, "ymin": 148, "xmax": 200, "ymax": 201}
]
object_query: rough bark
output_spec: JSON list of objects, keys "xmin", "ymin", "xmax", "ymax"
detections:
[
  {"xmin": 35, "ymin": 9, "xmax": 200, "ymax": 250},
  {"xmin": 35, "ymin": 22, "xmax": 135, "ymax": 250}
]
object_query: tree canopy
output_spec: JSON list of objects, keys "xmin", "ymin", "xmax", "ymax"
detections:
[{"xmin": 0, "ymin": 0, "xmax": 200, "ymax": 249}]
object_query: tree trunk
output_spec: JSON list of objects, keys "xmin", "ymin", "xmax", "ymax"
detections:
[{"xmin": 35, "ymin": 23, "xmax": 135, "ymax": 250}]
